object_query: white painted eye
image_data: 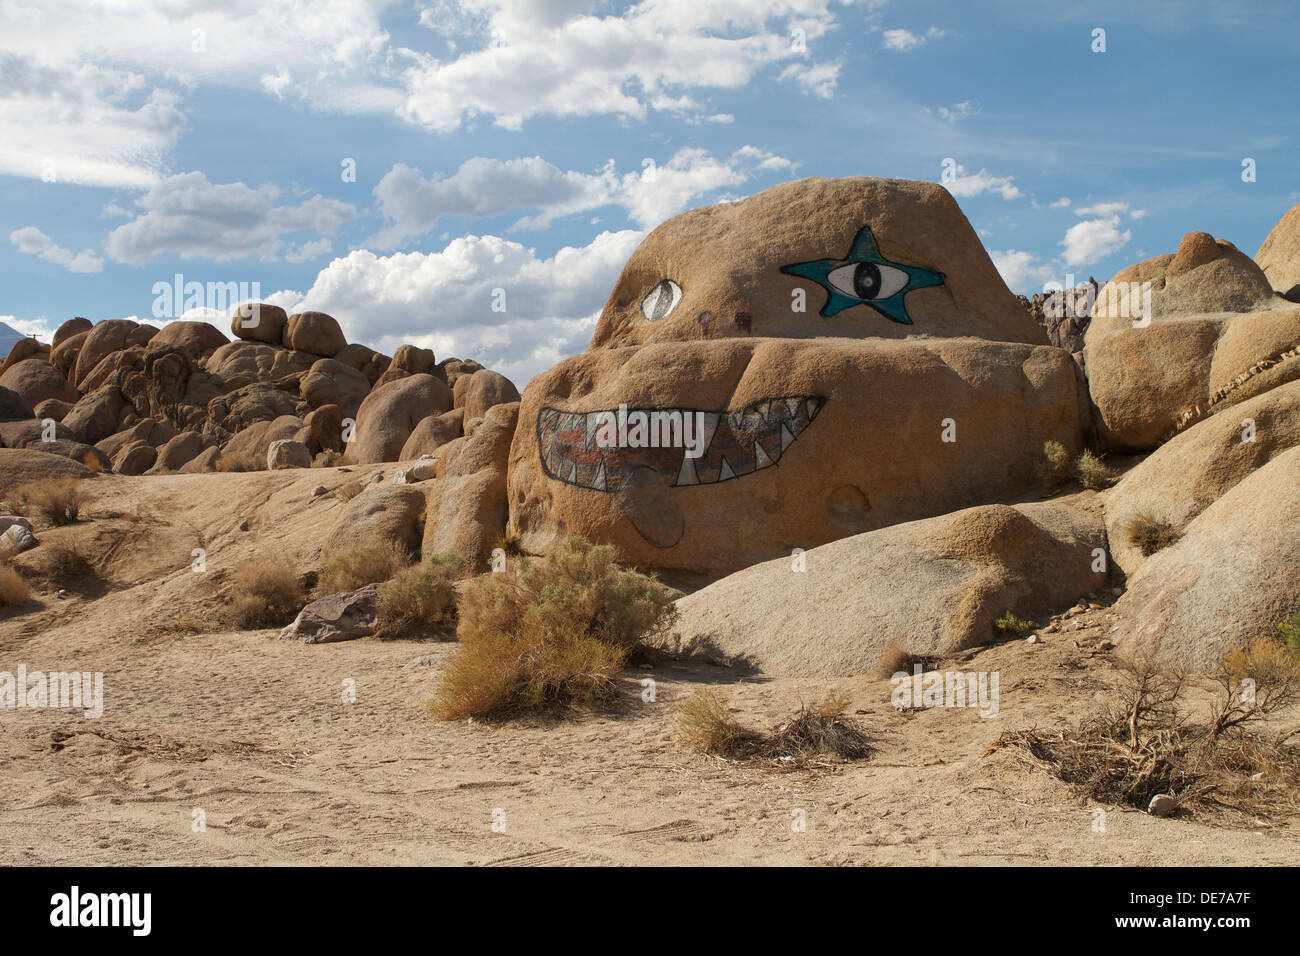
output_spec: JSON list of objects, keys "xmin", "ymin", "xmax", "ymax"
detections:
[
  {"xmin": 641, "ymin": 279, "xmax": 682, "ymax": 321},
  {"xmin": 827, "ymin": 262, "xmax": 909, "ymax": 301}
]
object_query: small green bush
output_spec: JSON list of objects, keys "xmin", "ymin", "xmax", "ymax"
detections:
[
  {"xmin": 1278, "ymin": 613, "xmax": 1300, "ymax": 657},
  {"xmin": 994, "ymin": 611, "xmax": 1034, "ymax": 639}
]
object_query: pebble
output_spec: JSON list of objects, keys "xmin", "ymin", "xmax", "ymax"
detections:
[{"xmin": 1148, "ymin": 794, "xmax": 1178, "ymax": 817}]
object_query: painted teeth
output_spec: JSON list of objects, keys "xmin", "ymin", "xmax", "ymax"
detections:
[{"xmin": 537, "ymin": 395, "xmax": 824, "ymax": 492}]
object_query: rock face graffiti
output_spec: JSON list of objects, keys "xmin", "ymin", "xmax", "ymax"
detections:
[
  {"xmin": 537, "ymin": 396, "xmax": 826, "ymax": 493},
  {"xmin": 511, "ymin": 178, "xmax": 1083, "ymax": 574},
  {"xmin": 780, "ymin": 224, "xmax": 946, "ymax": 325}
]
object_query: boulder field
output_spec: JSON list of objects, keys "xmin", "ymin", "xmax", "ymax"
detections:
[
  {"xmin": 0, "ymin": 306, "xmax": 519, "ymax": 482},
  {"xmin": 5, "ymin": 176, "xmax": 1298, "ymax": 676}
]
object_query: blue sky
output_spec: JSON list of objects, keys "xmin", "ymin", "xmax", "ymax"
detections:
[{"xmin": 2, "ymin": 0, "xmax": 1297, "ymax": 383}]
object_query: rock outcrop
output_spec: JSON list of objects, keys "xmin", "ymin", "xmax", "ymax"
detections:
[
  {"xmin": 1103, "ymin": 379, "xmax": 1300, "ymax": 576},
  {"xmin": 1115, "ymin": 446, "xmax": 1300, "ymax": 671},
  {"xmin": 668, "ymin": 500, "xmax": 1108, "ymax": 677},
  {"xmin": 1255, "ymin": 201, "xmax": 1300, "ymax": 301},
  {"xmin": 1084, "ymin": 231, "xmax": 1298, "ymax": 451}
]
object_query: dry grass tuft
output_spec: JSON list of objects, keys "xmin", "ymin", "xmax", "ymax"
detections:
[
  {"xmin": 492, "ymin": 530, "xmax": 525, "ymax": 557},
  {"xmin": 676, "ymin": 690, "xmax": 873, "ymax": 768},
  {"xmin": 870, "ymin": 642, "xmax": 939, "ymax": 680},
  {"xmin": 675, "ymin": 690, "xmax": 765, "ymax": 757},
  {"xmin": 214, "ymin": 451, "xmax": 263, "ymax": 473},
  {"xmin": 430, "ymin": 537, "xmax": 677, "ymax": 720},
  {"xmin": 225, "ymin": 559, "xmax": 305, "ymax": 630},
  {"xmin": 0, "ymin": 561, "xmax": 32, "ymax": 607},
  {"xmin": 1126, "ymin": 509, "xmax": 1182, "ymax": 556},
  {"xmin": 1076, "ymin": 450, "xmax": 1112, "ymax": 491},
  {"xmin": 1041, "ymin": 440, "xmax": 1074, "ymax": 485},
  {"xmin": 18, "ymin": 479, "xmax": 92, "ymax": 526},
  {"xmin": 318, "ymin": 539, "xmax": 411, "ymax": 595},
  {"xmin": 375, "ymin": 552, "xmax": 465, "ymax": 639}
]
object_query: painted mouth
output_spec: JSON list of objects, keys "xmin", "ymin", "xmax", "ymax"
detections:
[{"xmin": 538, "ymin": 395, "xmax": 825, "ymax": 492}]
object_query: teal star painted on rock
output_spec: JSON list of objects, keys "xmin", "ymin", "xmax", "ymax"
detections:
[{"xmin": 780, "ymin": 225, "xmax": 946, "ymax": 325}]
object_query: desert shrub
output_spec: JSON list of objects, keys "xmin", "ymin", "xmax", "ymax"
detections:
[
  {"xmin": 993, "ymin": 637, "xmax": 1300, "ymax": 823},
  {"xmin": 1041, "ymin": 440, "xmax": 1074, "ymax": 484},
  {"xmin": 1111, "ymin": 641, "xmax": 1186, "ymax": 750},
  {"xmin": 375, "ymin": 553, "xmax": 465, "ymax": 639},
  {"xmin": 1076, "ymin": 450, "xmax": 1112, "ymax": 491},
  {"xmin": 19, "ymin": 479, "xmax": 92, "ymax": 526},
  {"xmin": 1126, "ymin": 509, "xmax": 1181, "ymax": 556},
  {"xmin": 214, "ymin": 451, "xmax": 263, "ymax": 473},
  {"xmin": 1209, "ymin": 637, "xmax": 1300, "ymax": 740},
  {"xmin": 318, "ymin": 539, "xmax": 411, "ymax": 595},
  {"xmin": 676, "ymin": 690, "xmax": 873, "ymax": 767},
  {"xmin": 0, "ymin": 561, "xmax": 31, "ymax": 607},
  {"xmin": 225, "ymin": 559, "xmax": 305, "ymax": 630},
  {"xmin": 431, "ymin": 537, "xmax": 678, "ymax": 719},
  {"xmin": 1277, "ymin": 613, "xmax": 1300, "ymax": 657},
  {"xmin": 994, "ymin": 611, "xmax": 1034, "ymax": 640},
  {"xmin": 41, "ymin": 541, "xmax": 97, "ymax": 586}
]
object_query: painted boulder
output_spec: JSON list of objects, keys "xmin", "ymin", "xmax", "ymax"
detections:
[{"xmin": 507, "ymin": 177, "xmax": 1087, "ymax": 580}]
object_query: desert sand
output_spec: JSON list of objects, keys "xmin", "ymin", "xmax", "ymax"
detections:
[{"xmin": 1, "ymin": 467, "xmax": 1292, "ymax": 866}]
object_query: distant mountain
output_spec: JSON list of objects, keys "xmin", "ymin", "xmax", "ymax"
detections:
[{"xmin": 0, "ymin": 321, "xmax": 27, "ymax": 355}]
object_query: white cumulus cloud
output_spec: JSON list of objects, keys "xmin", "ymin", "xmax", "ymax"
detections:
[
  {"xmin": 9, "ymin": 226, "xmax": 103, "ymax": 273},
  {"xmin": 882, "ymin": 27, "xmax": 944, "ymax": 51},
  {"xmin": 290, "ymin": 228, "xmax": 644, "ymax": 385},
  {"xmin": 942, "ymin": 164, "xmax": 1022, "ymax": 201},
  {"xmin": 371, "ymin": 146, "xmax": 793, "ymax": 247},
  {"xmin": 1061, "ymin": 215, "xmax": 1132, "ymax": 267},
  {"xmin": 105, "ymin": 172, "xmax": 355, "ymax": 264},
  {"xmin": 990, "ymin": 249, "xmax": 1057, "ymax": 295}
]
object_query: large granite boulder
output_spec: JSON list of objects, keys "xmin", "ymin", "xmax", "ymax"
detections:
[
  {"xmin": 1255, "ymin": 201, "xmax": 1300, "ymax": 300},
  {"xmin": 342, "ymin": 373, "xmax": 453, "ymax": 464},
  {"xmin": 0, "ymin": 359, "xmax": 78, "ymax": 408},
  {"xmin": 508, "ymin": 177, "xmax": 1086, "ymax": 579},
  {"xmin": 669, "ymin": 500, "xmax": 1108, "ymax": 677},
  {"xmin": 1116, "ymin": 446, "xmax": 1300, "ymax": 671}
]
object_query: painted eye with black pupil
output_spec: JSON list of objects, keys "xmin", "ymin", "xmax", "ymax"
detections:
[
  {"xmin": 852, "ymin": 262, "xmax": 881, "ymax": 299},
  {"xmin": 826, "ymin": 261, "xmax": 909, "ymax": 302}
]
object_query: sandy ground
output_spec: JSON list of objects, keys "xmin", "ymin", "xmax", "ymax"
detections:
[{"xmin": 1, "ymin": 468, "xmax": 1295, "ymax": 865}]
